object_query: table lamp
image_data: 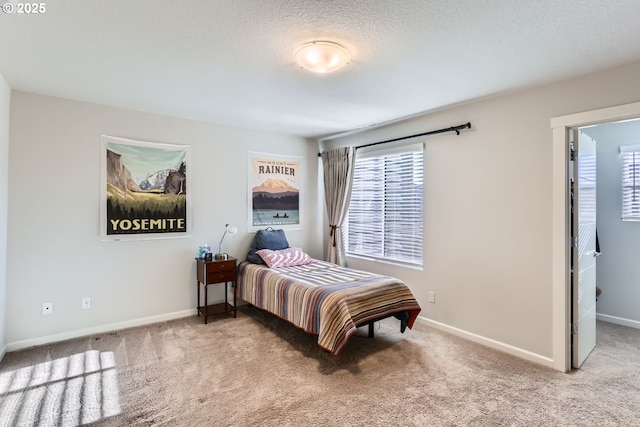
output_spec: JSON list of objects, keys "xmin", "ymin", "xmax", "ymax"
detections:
[{"xmin": 215, "ymin": 223, "xmax": 237, "ymax": 260}]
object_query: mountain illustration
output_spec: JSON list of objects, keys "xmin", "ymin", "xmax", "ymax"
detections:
[
  {"xmin": 252, "ymin": 178, "xmax": 299, "ymax": 210},
  {"xmin": 252, "ymin": 178, "xmax": 298, "ymax": 195},
  {"xmin": 106, "ymin": 150, "xmax": 142, "ymax": 192},
  {"xmin": 139, "ymin": 169, "xmax": 171, "ymax": 191},
  {"xmin": 106, "ymin": 149, "xmax": 186, "ymax": 194}
]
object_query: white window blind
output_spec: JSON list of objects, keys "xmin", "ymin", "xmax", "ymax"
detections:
[
  {"xmin": 621, "ymin": 144, "xmax": 640, "ymax": 221},
  {"xmin": 346, "ymin": 143, "xmax": 424, "ymax": 266}
]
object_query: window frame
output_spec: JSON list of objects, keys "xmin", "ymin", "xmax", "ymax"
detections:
[
  {"xmin": 345, "ymin": 142, "xmax": 424, "ymax": 268},
  {"xmin": 620, "ymin": 144, "xmax": 640, "ymax": 221}
]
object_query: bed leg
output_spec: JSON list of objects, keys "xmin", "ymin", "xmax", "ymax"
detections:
[{"xmin": 368, "ymin": 322, "xmax": 374, "ymax": 338}]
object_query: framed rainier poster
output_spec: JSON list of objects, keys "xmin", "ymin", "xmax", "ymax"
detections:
[
  {"xmin": 248, "ymin": 152, "xmax": 302, "ymax": 231},
  {"xmin": 100, "ymin": 135, "xmax": 191, "ymax": 241}
]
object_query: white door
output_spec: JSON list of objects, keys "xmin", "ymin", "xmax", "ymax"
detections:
[{"xmin": 572, "ymin": 129, "xmax": 597, "ymax": 368}]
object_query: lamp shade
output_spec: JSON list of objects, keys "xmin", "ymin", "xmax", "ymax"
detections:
[
  {"xmin": 226, "ymin": 224, "xmax": 238, "ymax": 236},
  {"xmin": 294, "ymin": 41, "xmax": 350, "ymax": 74}
]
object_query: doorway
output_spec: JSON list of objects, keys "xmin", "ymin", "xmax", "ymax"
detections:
[
  {"xmin": 570, "ymin": 120, "xmax": 640, "ymax": 368},
  {"xmin": 552, "ymin": 101, "xmax": 640, "ymax": 372}
]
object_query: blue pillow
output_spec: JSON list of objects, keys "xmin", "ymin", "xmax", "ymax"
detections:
[{"xmin": 247, "ymin": 228, "xmax": 289, "ymax": 264}]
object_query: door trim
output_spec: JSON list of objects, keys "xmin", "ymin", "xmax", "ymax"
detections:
[{"xmin": 551, "ymin": 101, "xmax": 640, "ymax": 372}]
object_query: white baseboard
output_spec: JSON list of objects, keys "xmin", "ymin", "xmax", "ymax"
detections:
[
  {"xmin": 415, "ymin": 316, "xmax": 554, "ymax": 369},
  {"xmin": 6, "ymin": 309, "xmax": 197, "ymax": 352},
  {"xmin": 596, "ymin": 313, "xmax": 640, "ymax": 329}
]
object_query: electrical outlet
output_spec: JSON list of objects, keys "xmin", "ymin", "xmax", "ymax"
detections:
[
  {"xmin": 428, "ymin": 292, "xmax": 436, "ymax": 303},
  {"xmin": 42, "ymin": 302, "xmax": 53, "ymax": 315},
  {"xmin": 82, "ymin": 297, "xmax": 91, "ymax": 309}
]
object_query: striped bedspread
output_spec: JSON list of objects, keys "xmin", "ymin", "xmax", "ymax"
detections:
[{"xmin": 237, "ymin": 260, "xmax": 421, "ymax": 355}]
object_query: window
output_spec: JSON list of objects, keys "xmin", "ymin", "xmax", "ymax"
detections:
[
  {"xmin": 346, "ymin": 143, "xmax": 423, "ymax": 266},
  {"xmin": 621, "ymin": 145, "xmax": 640, "ymax": 221}
]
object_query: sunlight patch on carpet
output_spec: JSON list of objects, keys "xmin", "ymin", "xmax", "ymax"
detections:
[{"xmin": 0, "ymin": 350, "xmax": 121, "ymax": 426}]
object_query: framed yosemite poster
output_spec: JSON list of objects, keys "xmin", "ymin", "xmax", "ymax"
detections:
[
  {"xmin": 100, "ymin": 135, "xmax": 191, "ymax": 241},
  {"xmin": 248, "ymin": 152, "xmax": 302, "ymax": 231}
]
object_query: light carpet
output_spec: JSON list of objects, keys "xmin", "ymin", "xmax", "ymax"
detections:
[{"xmin": 1, "ymin": 306, "xmax": 639, "ymax": 426}]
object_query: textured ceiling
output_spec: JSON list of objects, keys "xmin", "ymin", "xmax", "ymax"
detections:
[{"xmin": 1, "ymin": 0, "xmax": 640, "ymax": 138}]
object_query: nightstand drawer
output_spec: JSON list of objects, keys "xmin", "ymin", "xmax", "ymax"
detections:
[
  {"xmin": 208, "ymin": 260, "xmax": 236, "ymax": 272},
  {"xmin": 206, "ymin": 270, "xmax": 235, "ymax": 283}
]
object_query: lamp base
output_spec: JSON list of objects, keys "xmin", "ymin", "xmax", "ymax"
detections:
[{"xmin": 214, "ymin": 253, "xmax": 228, "ymax": 260}]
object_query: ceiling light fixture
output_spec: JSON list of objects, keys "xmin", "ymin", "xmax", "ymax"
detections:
[{"xmin": 294, "ymin": 41, "xmax": 350, "ymax": 74}]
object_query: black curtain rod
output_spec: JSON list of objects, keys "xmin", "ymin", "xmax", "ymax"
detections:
[{"xmin": 318, "ymin": 122, "xmax": 471, "ymax": 157}]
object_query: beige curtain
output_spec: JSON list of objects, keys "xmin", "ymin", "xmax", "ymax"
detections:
[{"xmin": 321, "ymin": 146, "xmax": 356, "ymax": 265}]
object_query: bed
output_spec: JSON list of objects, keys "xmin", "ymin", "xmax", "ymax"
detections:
[{"xmin": 237, "ymin": 255, "xmax": 422, "ymax": 355}]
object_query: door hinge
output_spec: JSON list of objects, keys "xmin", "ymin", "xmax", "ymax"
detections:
[
  {"xmin": 572, "ymin": 237, "xmax": 578, "ymax": 248},
  {"xmin": 570, "ymin": 147, "xmax": 576, "ymax": 161},
  {"xmin": 571, "ymin": 323, "xmax": 578, "ymax": 334}
]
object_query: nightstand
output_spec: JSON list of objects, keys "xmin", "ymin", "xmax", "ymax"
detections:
[{"xmin": 195, "ymin": 257, "xmax": 237, "ymax": 324}]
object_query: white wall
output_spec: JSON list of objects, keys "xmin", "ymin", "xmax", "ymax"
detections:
[
  {"xmin": 322, "ymin": 61, "xmax": 640, "ymax": 366},
  {"xmin": 0, "ymin": 74, "xmax": 10, "ymax": 360},
  {"xmin": 584, "ymin": 120, "xmax": 640, "ymax": 328},
  {"xmin": 6, "ymin": 91, "xmax": 321, "ymax": 349}
]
